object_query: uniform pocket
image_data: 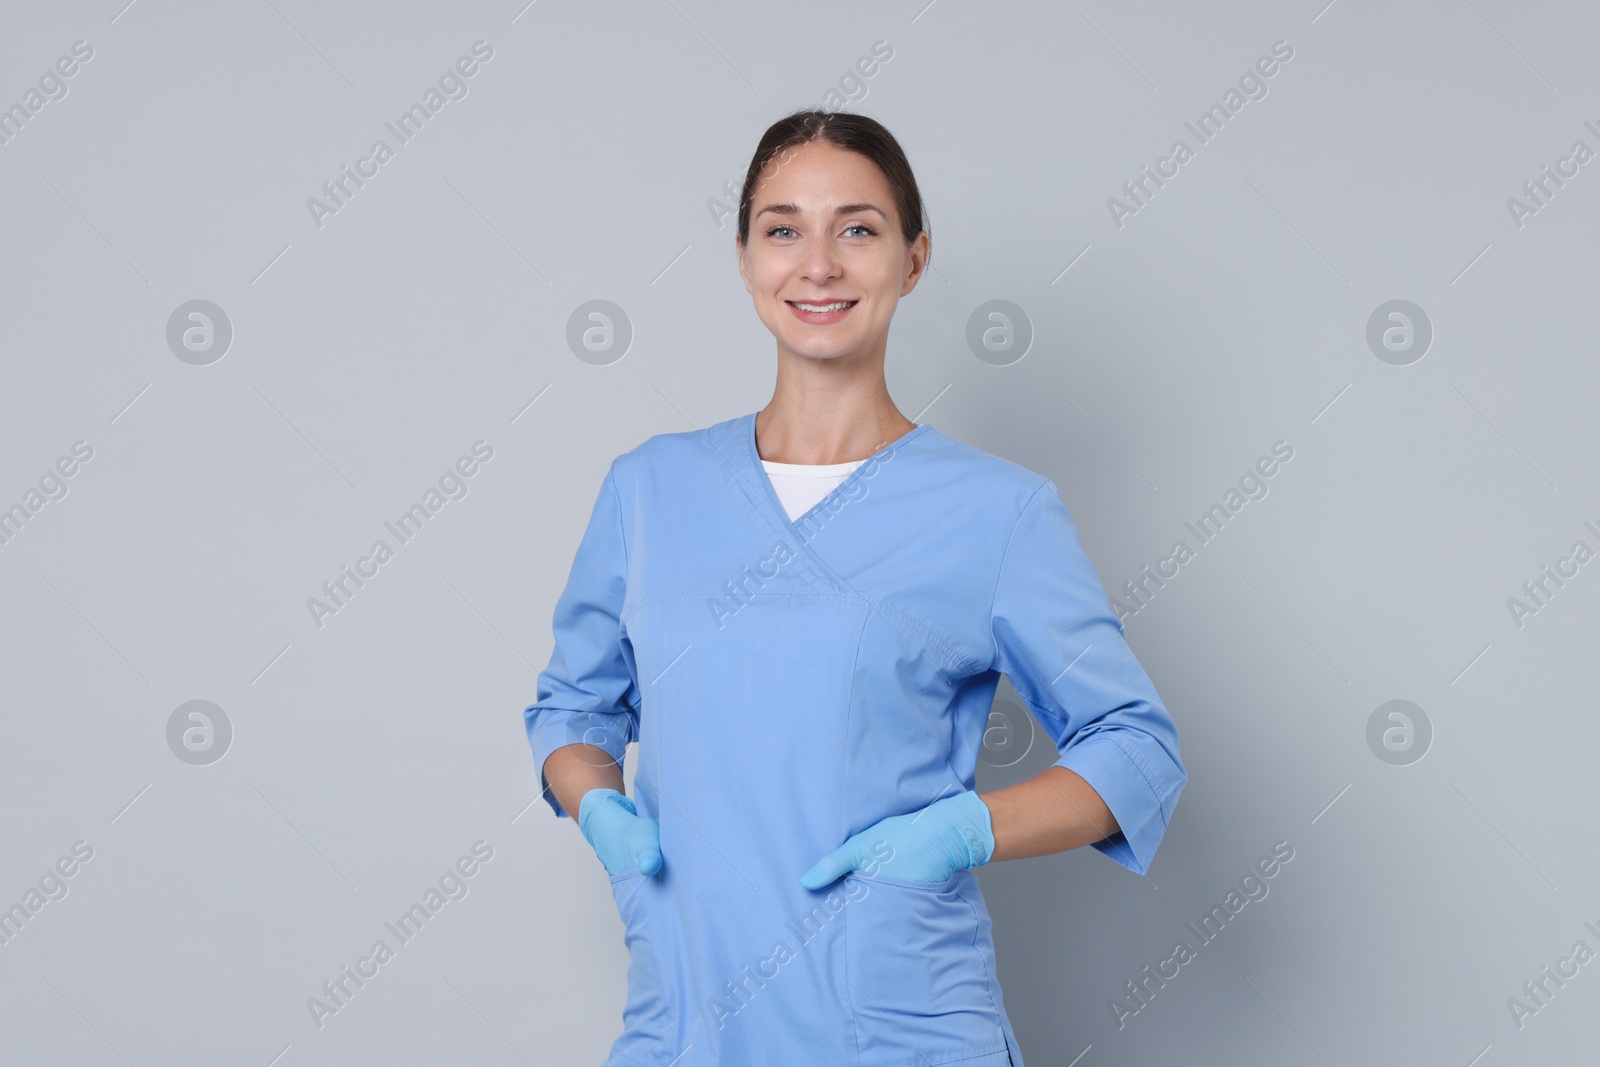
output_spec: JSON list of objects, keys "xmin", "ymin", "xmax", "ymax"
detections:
[
  {"xmin": 606, "ymin": 869, "xmax": 674, "ymax": 1062},
  {"xmin": 844, "ymin": 871, "xmax": 1009, "ymax": 1066}
]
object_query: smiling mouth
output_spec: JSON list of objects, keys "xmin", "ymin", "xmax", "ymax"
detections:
[{"xmin": 786, "ymin": 300, "xmax": 858, "ymax": 312}]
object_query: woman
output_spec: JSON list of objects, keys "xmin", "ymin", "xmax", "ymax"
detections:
[{"xmin": 526, "ymin": 109, "xmax": 1186, "ymax": 1067}]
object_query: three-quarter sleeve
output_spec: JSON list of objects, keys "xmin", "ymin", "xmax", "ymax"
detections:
[
  {"xmin": 988, "ymin": 481, "xmax": 1187, "ymax": 875},
  {"xmin": 524, "ymin": 461, "xmax": 641, "ymax": 819}
]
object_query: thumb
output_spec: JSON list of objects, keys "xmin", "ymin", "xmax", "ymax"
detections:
[
  {"xmin": 799, "ymin": 840, "xmax": 861, "ymax": 891},
  {"xmin": 634, "ymin": 818, "xmax": 663, "ymax": 877}
]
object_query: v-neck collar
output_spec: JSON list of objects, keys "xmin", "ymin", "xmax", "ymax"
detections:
[{"xmin": 744, "ymin": 411, "xmax": 933, "ymax": 535}]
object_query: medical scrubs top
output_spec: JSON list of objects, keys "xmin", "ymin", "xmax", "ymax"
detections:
[{"xmin": 525, "ymin": 411, "xmax": 1187, "ymax": 1067}]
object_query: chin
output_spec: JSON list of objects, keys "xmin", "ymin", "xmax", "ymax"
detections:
[{"xmin": 783, "ymin": 339, "xmax": 858, "ymax": 362}]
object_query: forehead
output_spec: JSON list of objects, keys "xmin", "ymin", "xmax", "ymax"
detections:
[{"xmin": 749, "ymin": 140, "xmax": 892, "ymax": 205}]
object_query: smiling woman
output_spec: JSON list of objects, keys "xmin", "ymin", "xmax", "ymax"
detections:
[
  {"xmin": 733, "ymin": 115, "xmax": 931, "ymax": 391},
  {"xmin": 526, "ymin": 109, "xmax": 1188, "ymax": 1067}
]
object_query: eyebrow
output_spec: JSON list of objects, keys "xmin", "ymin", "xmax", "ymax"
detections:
[{"xmin": 753, "ymin": 202, "xmax": 888, "ymax": 222}]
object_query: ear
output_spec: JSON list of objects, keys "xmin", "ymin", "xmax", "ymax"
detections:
[
  {"xmin": 736, "ymin": 237, "xmax": 753, "ymax": 294},
  {"xmin": 900, "ymin": 231, "xmax": 931, "ymax": 296}
]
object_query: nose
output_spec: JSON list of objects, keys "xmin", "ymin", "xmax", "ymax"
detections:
[{"xmin": 797, "ymin": 234, "xmax": 843, "ymax": 286}]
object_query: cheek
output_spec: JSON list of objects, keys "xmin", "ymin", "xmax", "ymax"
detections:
[
  {"xmin": 748, "ymin": 256, "xmax": 790, "ymax": 291},
  {"xmin": 864, "ymin": 264, "xmax": 908, "ymax": 301},
  {"xmin": 868, "ymin": 245, "xmax": 914, "ymax": 281}
]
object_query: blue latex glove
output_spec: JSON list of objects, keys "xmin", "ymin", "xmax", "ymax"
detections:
[
  {"xmin": 799, "ymin": 790, "xmax": 994, "ymax": 889},
  {"xmin": 578, "ymin": 787, "xmax": 662, "ymax": 877}
]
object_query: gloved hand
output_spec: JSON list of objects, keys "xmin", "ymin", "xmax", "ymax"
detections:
[
  {"xmin": 799, "ymin": 790, "xmax": 994, "ymax": 889},
  {"xmin": 578, "ymin": 788, "xmax": 662, "ymax": 877}
]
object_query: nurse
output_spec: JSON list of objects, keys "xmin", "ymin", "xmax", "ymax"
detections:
[{"xmin": 527, "ymin": 109, "xmax": 1187, "ymax": 1067}]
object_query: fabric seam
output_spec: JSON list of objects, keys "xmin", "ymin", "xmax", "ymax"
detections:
[
  {"xmin": 622, "ymin": 590, "xmax": 863, "ymax": 626},
  {"xmin": 1006, "ymin": 692, "xmax": 1173, "ymax": 855},
  {"xmin": 783, "ymin": 422, "xmax": 932, "ymax": 530},
  {"xmin": 607, "ymin": 460, "xmax": 640, "ymax": 718},
  {"xmin": 842, "ymin": 604, "xmax": 873, "ymax": 1065},
  {"xmin": 1102, "ymin": 729, "xmax": 1176, "ymax": 824},
  {"xmin": 984, "ymin": 480, "xmax": 1052, "ymax": 674},
  {"xmin": 954, "ymin": 880, "xmax": 1008, "ymax": 1048},
  {"xmin": 740, "ymin": 415, "xmax": 978, "ymax": 676}
]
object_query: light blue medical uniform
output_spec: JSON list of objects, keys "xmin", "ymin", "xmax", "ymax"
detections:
[{"xmin": 525, "ymin": 411, "xmax": 1187, "ymax": 1067}]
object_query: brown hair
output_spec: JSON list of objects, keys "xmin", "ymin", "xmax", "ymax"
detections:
[{"xmin": 736, "ymin": 109, "xmax": 929, "ymax": 266}]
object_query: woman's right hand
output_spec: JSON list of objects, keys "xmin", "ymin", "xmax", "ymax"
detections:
[{"xmin": 578, "ymin": 787, "xmax": 663, "ymax": 877}]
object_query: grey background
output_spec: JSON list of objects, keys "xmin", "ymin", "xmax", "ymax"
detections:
[{"xmin": 1, "ymin": 1, "xmax": 1596, "ymax": 1064}]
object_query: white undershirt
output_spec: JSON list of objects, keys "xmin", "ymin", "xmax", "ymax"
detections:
[{"xmin": 761, "ymin": 458, "xmax": 865, "ymax": 520}]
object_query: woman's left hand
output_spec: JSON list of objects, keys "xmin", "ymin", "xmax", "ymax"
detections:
[{"xmin": 799, "ymin": 790, "xmax": 995, "ymax": 889}]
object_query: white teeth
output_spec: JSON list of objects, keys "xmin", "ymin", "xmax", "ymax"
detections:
[{"xmin": 792, "ymin": 301, "xmax": 854, "ymax": 312}]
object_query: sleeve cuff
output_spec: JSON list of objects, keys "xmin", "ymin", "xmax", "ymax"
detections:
[
  {"xmin": 526, "ymin": 710, "xmax": 631, "ymax": 820},
  {"xmin": 1054, "ymin": 730, "xmax": 1184, "ymax": 876}
]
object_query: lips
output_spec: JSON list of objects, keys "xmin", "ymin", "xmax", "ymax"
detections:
[
  {"xmin": 786, "ymin": 300, "xmax": 858, "ymax": 312},
  {"xmin": 785, "ymin": 299, "xmax": 859, "ymax": 324}
]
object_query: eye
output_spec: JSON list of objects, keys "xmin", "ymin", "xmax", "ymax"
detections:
[
  {"xmin": 845, "ymin": 223, "xmax": 878, "ymax": 237},
  {"xmin": 764, "ymin": 225, "xmax": 796, "ymax": 238}
]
